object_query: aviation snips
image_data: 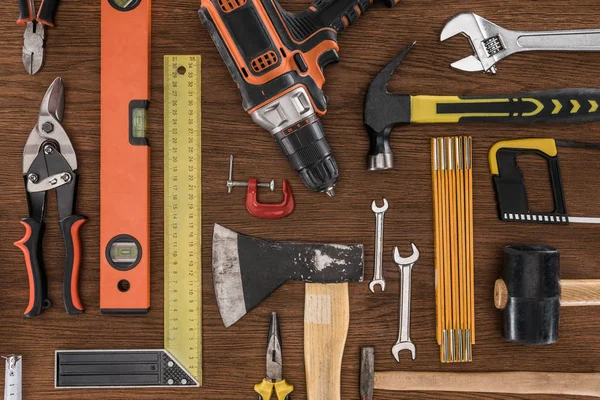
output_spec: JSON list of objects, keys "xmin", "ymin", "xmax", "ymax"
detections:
[{"xmin": 15, "ymin": 77, "xmax": 87, "ymax": 317}]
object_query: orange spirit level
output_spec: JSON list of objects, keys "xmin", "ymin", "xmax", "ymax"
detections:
[{"xmin": 100, "ymin": 0, "xmax": 151, "ymax": 314}]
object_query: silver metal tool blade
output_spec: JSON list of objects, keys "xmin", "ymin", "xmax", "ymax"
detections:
[{"xmin": 22, "ymin": 22, "xmax": 44, "ymax": 75}]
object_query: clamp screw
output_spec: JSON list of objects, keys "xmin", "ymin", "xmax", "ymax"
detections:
[
  {"xmin": 41, "ymin": 122, "xmax": 54, "ymax": 133},
  {"xmin": 28, "ymin": 173, "xmax": 39, "ymax": 183},
  {"xmin": 61, "ymin": 173, "xmax": 71, "ymax": 183},
  {"xmin": 43, "ymin": 145, "xmax": 54, "ymax": 154},
  {"xmin": 226, "ymin": 155, "xmax": 275, "ymax": 193}
]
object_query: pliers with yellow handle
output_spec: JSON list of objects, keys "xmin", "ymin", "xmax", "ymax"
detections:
[{"xmin": 254, "ymin": 312, "xmax": 294, "ymax": 400}]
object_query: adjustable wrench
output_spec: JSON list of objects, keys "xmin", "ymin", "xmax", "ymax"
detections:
[
  {"xmin": 441, "ymin": 12, "xmax": 600, "ymax": 73},
  {"xmin": 392, "ymin": 244, "xmax": 419, "ymax": 362},
  {"xmin": 370, "ymin": 199, "xmax": 388, "ymax": 292}
]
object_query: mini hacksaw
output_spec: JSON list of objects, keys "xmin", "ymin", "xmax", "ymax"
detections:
[{"xmin": 489, "ymin": 138, "xmax": 600, "ymax": 224}]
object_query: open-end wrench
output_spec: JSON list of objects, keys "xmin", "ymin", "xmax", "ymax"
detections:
[
  {"xmin": 370, "ymin": 199, "xmax": 388, "ymax": 292},
  {"xmin": 392, "ymin": 243, "xmax": 419, "ymax": 362},
  {"xmin": 441, "ymin": 12, "xmax": 600, "ymax": 73}
]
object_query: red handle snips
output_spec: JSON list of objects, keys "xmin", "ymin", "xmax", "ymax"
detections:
[{"xmin": 246, "ymin": 179, "xmax": 294, "ymax": 219}]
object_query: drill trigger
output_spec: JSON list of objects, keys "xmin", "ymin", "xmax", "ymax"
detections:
[{"xmin": 246, "ymin": 179, "xmax": 295, "ymax": 219}]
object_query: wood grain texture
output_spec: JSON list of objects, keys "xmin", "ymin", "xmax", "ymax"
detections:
[
  {"xmin": 0, "ymin": 1, "xmax": 600, "ymax": 399},
  {"xmin": 304, "ymin": 283, "xmax": 349, "ymax": 400},
  {"xmin": 561, "ymin": 281, "xmax": 600, "ymax": 307},
  {"xmin": 374, "ymin": 371, "xmax": 600, "ymax": 398}
]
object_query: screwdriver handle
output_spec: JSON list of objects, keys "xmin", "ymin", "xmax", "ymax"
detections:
[
  {"xmin": 59, "ymin": 214, "xmax": 87, "ymax": 315},
  {"xmin": 14, "ymin": 218, "xmax": 49, "ymax": 317},
  {"xmin": 37, "ymin": 0, "xmax": 60, "ymax": 27},
  {"xmin": 17, "ymin": 0, "xmax": 35, "ymax": 24}
]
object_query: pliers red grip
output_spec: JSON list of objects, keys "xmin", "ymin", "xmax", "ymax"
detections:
[
  {"xmin": 15, "ymin": 77, "xmax": 87, "ymax": 317},
  {"xmin": 17, "ymin": 0, "xmax": 59, "ymax": 27}
]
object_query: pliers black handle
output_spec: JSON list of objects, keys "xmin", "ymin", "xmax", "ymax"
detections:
[
  {"xmin": 15, "ymin": 214, "xmax": 87, "ymax": 317},
  {"xmin": 18, "ymin": 0, "xmax": 60, "ymax": 27}
]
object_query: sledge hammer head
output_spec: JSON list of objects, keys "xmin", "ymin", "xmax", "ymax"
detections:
[
  {"xmin": 360, "ymin": 347, "xmax": 376, "ymax": 400},
  {"xmin": 364, "ymin": 43, "xmax": 416, "ymax": 171},
  {"xmin": 494, "ymin": 245, "xmax": 561, "ymax": 345},
  {"xmin": 212, "ymin": 224, "xmax": 364, "ymax": 327}
]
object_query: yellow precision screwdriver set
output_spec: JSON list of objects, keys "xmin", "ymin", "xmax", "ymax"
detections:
[{"xmin": 4, "ymin": 1, "xmax": 600, "ymax": 399}]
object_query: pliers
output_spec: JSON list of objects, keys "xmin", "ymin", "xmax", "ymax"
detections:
[
  {"xmin": 15, "ymin": 77, "xmax": 87, "ymax": 317},
  {"xmin": 17, "ymin": 0, "xmax": 60, "ymax": 74},
  {"xmin": 254, "ymin": 312, "xmax": 294, "ymax": 400}
]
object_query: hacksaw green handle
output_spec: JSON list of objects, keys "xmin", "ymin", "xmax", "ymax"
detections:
[{"xmin": 411, "ymin": 89, "xmax": 600, "ymax": 123}]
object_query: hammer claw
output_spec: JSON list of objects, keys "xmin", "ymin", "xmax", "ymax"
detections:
[{"xmin": 371, "ymin": 42, "xmax": 417, "ymax": 92}]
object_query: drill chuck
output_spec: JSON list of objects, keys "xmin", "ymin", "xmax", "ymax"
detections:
[
  {"xmin": 251, "ymin": 87, "xmax": 339, "ymax": 195},
  {"xmin": 275, "ymin": 117, "xmax": 339, "ymax": 195}
]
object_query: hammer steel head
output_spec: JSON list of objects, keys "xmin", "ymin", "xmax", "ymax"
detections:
[
  {"xmin": 364, "ymin": 43, "xmax": 416, "ymax": 171},
  {"xmin": 359, "ymin": 347, "xmax": 375, "ymax": 400},
  {"xmin": 500, "ymin": 244, "xmax": 561, "ymax": 345},
  {"xmin": 440, "ymin": 12, "xmax": 507, "ymax": 74},
  {"xmin": 212, "ymin": 224, "xmax": 364, "ymax": 327}
]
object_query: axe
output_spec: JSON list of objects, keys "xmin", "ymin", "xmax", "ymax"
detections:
[{"xmin": 212, "ymin": 224, "xmax": 364, "ymax": 399}]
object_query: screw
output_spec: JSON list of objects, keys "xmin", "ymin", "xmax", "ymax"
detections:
[
  {"xmin": 28, "ymin": 173, "xmax": 39, "ymax": 183},
  {"xmin": 41, "ymin": 122, "xmax": 54, "ymax": 133},
  {"xmin": 61, "ymin": 173, "xmax": 71, "ymax": 182},
  {"xmin": 43, "ymin": 145, "xmax": 54, "ymax": 154},
  {"xmin": 226, "ymin": 155, "xmax": 275, "ymax": 193}
]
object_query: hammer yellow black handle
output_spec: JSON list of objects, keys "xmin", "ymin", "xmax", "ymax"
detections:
[{"xmin": 411, "ymin": 89, "xmax": 600, "ymax": 123}]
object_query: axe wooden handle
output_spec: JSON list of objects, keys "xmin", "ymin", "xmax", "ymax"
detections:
[
  {"xmin": 374, "ymin": 371, "xmax": 600, "ymax": 397},
  {"xmin": 304, "ymin": 283, "xmax": 349, "ymax": 400}
]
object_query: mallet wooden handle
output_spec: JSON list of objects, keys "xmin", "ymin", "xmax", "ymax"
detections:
[
  {"xmin": 561, "ymin": 280, "xmax": 600, "ymax": 306},
  {"xmin": 304, "ymin": 283, "xmax": 349, "ymax": 400},
  {"xmin": 375, "ymin": 371, "xmax": 600, "ymax": 398},
  {"xmin": 495, "ymin": 279, "xmax": 600, "ymax": 309}
]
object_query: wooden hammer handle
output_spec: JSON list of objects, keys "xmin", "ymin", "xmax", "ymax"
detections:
[
  {"xmin": 375, "ymin": 371, "xmax": 600, "ymax": 397},
  {"xmin": 561, "ymin": 280, "xmax": 600, "ymax": 306},
  {"xmin": 304, "ymin": 283, "xmax": 349, "ymax": 400},
  {"xmin": 495, "ymin": 279, "xmax": 600, "ymax": 309}
]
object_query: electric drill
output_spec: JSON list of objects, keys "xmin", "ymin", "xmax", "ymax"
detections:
[{"xmin": 199, "ymin": 0, "xmax": 397, "ymax": 195}]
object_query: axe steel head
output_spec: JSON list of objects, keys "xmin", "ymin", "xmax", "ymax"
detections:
[{"xmin": 212, "ymin": 224, "xmax": 364, "ymax": 327}]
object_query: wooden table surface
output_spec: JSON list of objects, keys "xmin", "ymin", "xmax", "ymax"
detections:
[{"xmin": 1, "ymin": 1, "xmax": 600, "ymax": 399}]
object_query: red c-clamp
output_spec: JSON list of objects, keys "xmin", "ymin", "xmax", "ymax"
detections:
[
  {"xmin": 246, "ymin": 179, "xmax": 294, "ymax": 219},
  {"xmin": 227, "ymin": 155, "xmax": 295, "ymax": 219}
]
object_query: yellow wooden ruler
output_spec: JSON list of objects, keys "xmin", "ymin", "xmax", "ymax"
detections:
[{"xmin": 164, "ymin": 55, "xmax": 202, "ymax": 384}]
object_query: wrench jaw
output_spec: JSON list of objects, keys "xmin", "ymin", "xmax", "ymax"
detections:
[
  {"xmin": 368, "ymin": 279, "xmax": 386, "ymax": 293},
  {"xmin": 371, "ymin": 198, "xmax": 389, "ymax": 213},
  {"xmin": 440, "ymin": 12, "xmax": 509, "ymax": 74},
  {"xmin": 393, "ymin": 243, "xmax": 419, "ymax": 266},
  {"xmin": 392, "ymin": 342, "xmax": 416, "ymax": 362}
]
